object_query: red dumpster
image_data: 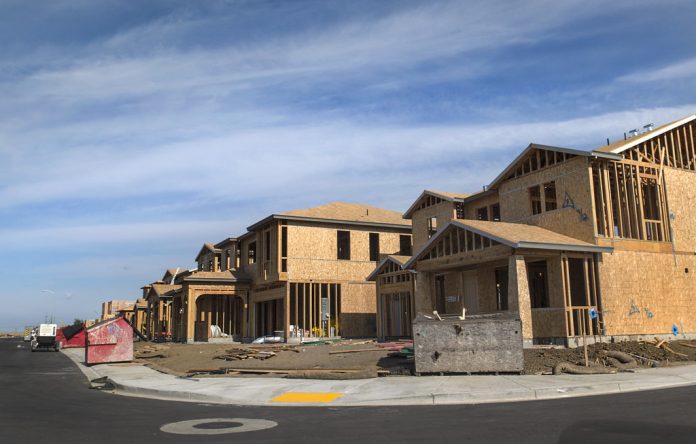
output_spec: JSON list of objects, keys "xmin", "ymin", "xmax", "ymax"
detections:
[
  {"xmin": 85, "ymin": 317, "xmax": 133, "ymax": 365},
  {"xmin": 56, "ymin": 324, "xmax": 85, "ymax": 348}
]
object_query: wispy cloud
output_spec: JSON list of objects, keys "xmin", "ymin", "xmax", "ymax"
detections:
[
  {"xmin": 618, "ymin": 57, "xmax": 696, "ymax": 83},
  {"xmin": 2, "ymin": 0, "xmax": 695, "ymax": 329}
]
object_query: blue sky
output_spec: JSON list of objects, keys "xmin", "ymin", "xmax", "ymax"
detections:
[{"xmin": 1, "ymin": 0, "xmax": 696, "ymax": 330}]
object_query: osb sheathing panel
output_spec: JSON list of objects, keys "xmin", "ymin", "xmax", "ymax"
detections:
[
  {"xmin": 238, "ymin": 234, "xmax": 258, "ymax": 277},
  {"xmin": 463, "ymin": 193, "xmax": 499, "ymax": 220},
  {"xmin": 285, "ymin": 221, "xmax": 405, "ymax": 281},
  {"xmin": 250, "ymin": 284, "xmax": 286, "ymax": 303},
  {"xmin": 499, "ymin": 156, "xmax": 595, "ymax": 243},
  {"xmin": 442, "ymin": 271, "xmax": 463, "ymax": 314},
  {"xmin": 545, "ymin": 256, "xmax": 565, "ymax": 308},
  {"xmin": 197, "ymin": 250, "xmax": 217, "ymax": 270},
  {"xmin": 411, "ymin": 201, "xmax": 456, "ymax": 250},
  {"xmin": 414, "ymin": 272, "xmax": 432, "ymax": 315},
  {"xmin": 599, "ymin": 251, "xmax": 696, "ymax": 335},
  {"xmin": 341, "ymin": 282, "xmax": 377, "ymax": 337},
  {"xmin": 254, "ymin": 223, "xmax": 280, "ymax": 284},
  {"xmin": 664, "ymin": 168, "xmax": 696, "ymax": 252},
  {"xmin": 476, "ymin": 265, "xmax": 498, "ymax": 312},
  {"xmin": 531, "ymin": 308, "xmax": 566, "ymax": 337},
  {"xmin": 377, "ymin": 281, "xmax": 414, "ymax": 296}
]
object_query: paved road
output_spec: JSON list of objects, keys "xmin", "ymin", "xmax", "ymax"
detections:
[{"xmin": 2, "ymin": 338, "xmax": 695, "ymax": 443}]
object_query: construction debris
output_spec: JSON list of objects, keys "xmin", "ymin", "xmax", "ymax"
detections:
[
  {"xmin": 328, "ymin": 348, "xmax": 385, "ymax": 355},
  {"xmin": 553, "ymin": 362, "xmax": 617, "ymax": 375},
  {"xmin": 215, "ymin": 348, "xmax": 277, "ymax": 361},
  {"xmin": 648, "ymin": 337, "xmax": 689, "ymax": 358},
  {"xmin": 603, "ymin": 350, "xmax": 638, "ymax": 371}
]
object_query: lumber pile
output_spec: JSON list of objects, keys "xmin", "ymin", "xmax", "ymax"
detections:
[
  {"xmin": 214, "ymin": 348, "xmax": 278, "ymax": 361},
  {"xmin": 186, "ymin": 367, "xmax": 363, "ymax": 376},
  {"xmin": 644, "ymin": 337, "xmax": 688, "ymax": 358},
  {"xmin": 134, "ymin": 344, "xmax": 168, "ymax": 359}
]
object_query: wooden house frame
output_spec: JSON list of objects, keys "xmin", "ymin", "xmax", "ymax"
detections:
[
  {"xmin": 367, "ymin": 255, "xmax": 416, "ymax": 339},
  {"xmin": 398, "ymin": 114, "xmax": 696, "ymax": 345}
]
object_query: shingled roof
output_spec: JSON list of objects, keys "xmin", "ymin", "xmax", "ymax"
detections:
[
  {"xmin": 247, "ymin": 201, "xmax": 411, "ymax": 231},
  {"xmin": 405, "ymin": 219, "xmax": 612, "ymax": 269},
  {"xmin": 366, "ymin": 255, "xmax": 413, "ymax": 281}
]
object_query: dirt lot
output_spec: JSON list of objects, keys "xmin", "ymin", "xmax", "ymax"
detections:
[
  {"xmin": 524, "ymin": 340, "xmax": 696, "ymax": 374},
  {"xmin": 134, "ymin": 339, "xmax": 414, "ymax": 379},
  {"xmin": 134, "ymin": 338, "xmax": 696, "ymax": 378}
]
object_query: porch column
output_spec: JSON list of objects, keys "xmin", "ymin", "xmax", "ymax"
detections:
[
  {"xmin": 284, "ymin": 285, "xmax": 290, "ymax": 342},
  {"xmin": 414, "ymin": 270, "xmax": 433, "ymax": 315},
  {"xmin": 508, "ymin": 254, "xmax": 533, "ymax": 343},
  {"xmin": 185, "ymin": 291, "xmax": 196, "ymax": 343},
  {"xmin": 375, "ymin": 283, "xmax": 383, "ymax": 339}
]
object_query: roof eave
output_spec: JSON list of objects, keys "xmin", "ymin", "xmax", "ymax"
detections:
[
  {"xmin": 596, "ymin": 114, "xmax": 696, "ymax": 155},
  {"xmin": 402, "ymin": 190, "xmax": 466, "ymax": 219},
  {"xmin": 515, "ymin": 242, "xmax": 613, "ymax": 253},
  {"xmin": 249, "ymin": 214, "xmax": 411, "ymax": 231},
  {"xmin": 487, "ymin": 143, "xmax": 593, "ymax": 190}
]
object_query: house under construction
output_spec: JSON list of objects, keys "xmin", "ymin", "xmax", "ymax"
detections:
[{"xmin": 372, "ymin": 114, "xmax": 696, "ymax": 345}]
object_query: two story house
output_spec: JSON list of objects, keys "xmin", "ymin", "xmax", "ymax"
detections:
[
  {"xmin": 162, "ymin": 202, "xmax": 412, "ymax": 343},
  {"xmin": 374, "ymin": 114, "xmax": 696, "ymax": 346}
]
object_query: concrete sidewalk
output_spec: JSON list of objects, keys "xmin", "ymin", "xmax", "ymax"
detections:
[{"xmin": 62, "ymin": 347, "xmax": 696, "ymax": 406}]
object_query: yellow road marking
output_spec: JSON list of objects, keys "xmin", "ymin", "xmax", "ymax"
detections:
[{"xmin": 271, "ymin": 392, "xmax": 344, "ymax": 403}]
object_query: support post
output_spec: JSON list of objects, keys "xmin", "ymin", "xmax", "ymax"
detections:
[{"xmin": 507, "ymin": 254, "xmax": 533, "ymax": 345}]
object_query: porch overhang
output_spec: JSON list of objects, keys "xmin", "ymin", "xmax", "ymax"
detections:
[
  {"xmin": 405, "ymin": 220, "xmax": 613, "ymax": 270},
  {"xmin": 366, "ymin": 255, "xmax": 413, "ymax": 281}
]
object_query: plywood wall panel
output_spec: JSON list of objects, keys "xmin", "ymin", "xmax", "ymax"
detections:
[
  {"xmin": 664, "ymin": 168, "xmax": 696, "ymax": 252},
  {"xmin": 599, "ymin": 251, "xmax": 696, "ymax": 336},
  {"xmin": 499, "ymin": 157, "xmax": 595, "ymax": 243}
]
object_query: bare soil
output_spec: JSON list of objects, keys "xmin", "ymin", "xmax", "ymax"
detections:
[
  {"xmin": 134, "ymin": 340, "xmax": 413, "ymax": 379},
  {"xmin": 134, "ymin": 339, "xmax": 696, "ymax": 378},
  {"xmin": 524, "ymin": 340, "xmax": 696, "ymax": 374}
]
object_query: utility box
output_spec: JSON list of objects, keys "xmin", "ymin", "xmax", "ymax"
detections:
[
  {"xmin": 413, "ymin": 312, "xmax": 524, "ymax": 374},
  {"xmin": 85, "ymin": 317, "xmax": 133, "ymax": 365}
]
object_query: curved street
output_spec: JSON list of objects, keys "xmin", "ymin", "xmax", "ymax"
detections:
[{"xmin": 2, "ymin": 339, "xmax": 695, "ymax": 443}]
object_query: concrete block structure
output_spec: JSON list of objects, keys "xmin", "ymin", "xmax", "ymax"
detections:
[{"xmin": 413, "ymin": 313, "xmax": 524, "ymax": 374}]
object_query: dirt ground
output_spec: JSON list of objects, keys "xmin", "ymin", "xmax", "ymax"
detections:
[
  {"xmin": 524, "ymin": 340, "xmax": 696, "ymax": 374},
  {"xmin": 134, "ymin": 338, "xmax": 696, "ymax": 378},
  {"xmin": 134, "ymin": 339, "xmax": 414, "ymax": 379}
]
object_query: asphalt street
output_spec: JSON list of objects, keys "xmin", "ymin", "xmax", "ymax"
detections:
[{"xmin": 1, "ymin": 338, "xmax": 695, "ymax": 443}]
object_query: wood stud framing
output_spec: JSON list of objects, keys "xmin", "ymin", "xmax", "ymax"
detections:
[
  {"xmin": 422, "ymin": 226, "xmax": 499, "ymax": 261},
  {"xmin": 561, "ymin": 255, "xmax": 600, "ymax": 337},
  {"xmin": 506, "ymin": 148, "xmax": 577, "ymax": 181},
  {"xmin": 589, "ymin": 124, "xmax": 690, "ymax": 243},
  {"xmin": 288, "ymin": 282, "xmax": 341, "ymax": 338}
]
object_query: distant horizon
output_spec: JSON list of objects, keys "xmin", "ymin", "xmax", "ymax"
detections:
[{"xmin": 2, "ymin": 0, "xmax": 696, "ymax": 330}]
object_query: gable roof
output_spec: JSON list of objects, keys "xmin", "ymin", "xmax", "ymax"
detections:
[
  {"xmin": 183, "ymin": 269, "xmax": 252, "ymax": 283},
  {"xmin": 214, "ymin": 237, "xmax": 237, "ymax": 249},
  {"xmin": 403, "ymin": 190, "xmax": 470, "ymax": 219},
  {"xmin": 195, "ymin": 243, "xmax": 221, "ymax": 261},
  {"xmin": 247, "ymin": 201, "xmax": 411, "ymax": 231},
  {"xmin": 593, "ymin": 114, "xmax": 696, "ymax": 155},
  {"xmin": 405, "ymin": 219, "xmax": 612, "ymax": 269},
  {"xmin": 366, "ymin": 255, "xmax": 413, "ymax": 281},
  {"xmin": 148, "ymin": 283, "xmax": 181, "ymax": 298},
  {"xmin": 487, "ymin": 143, "xmax": 620, "ymax": 190}
]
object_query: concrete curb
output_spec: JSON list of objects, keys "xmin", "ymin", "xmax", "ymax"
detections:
[
  {"xmin": 60, "ymin": 348, "xmax": 696, "ymax": 407},
  {"xmin": 60, "ymin": 348, "xmax": 102, "ymax": 382}
]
